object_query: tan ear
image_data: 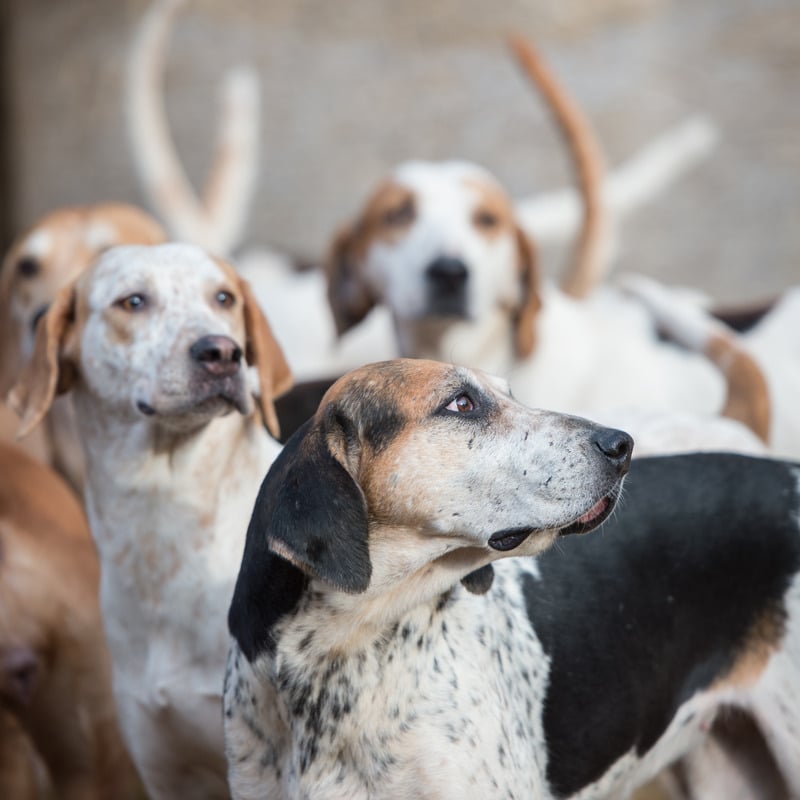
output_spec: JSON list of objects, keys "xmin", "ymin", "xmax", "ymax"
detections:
[
  {"xmin": 325, "ymin": 223, "xmax": 377, "ymax": 336},
  {"xmin": 7, "ymin": 285, "xmax": 77, "ymax": 438},
  {"xmin": 513, "ymin": 227, "xmax": 542, "ymax": 359},
  {"xmin": 238, "ymin": 277, "xmax": 293, "ymax": 439}
]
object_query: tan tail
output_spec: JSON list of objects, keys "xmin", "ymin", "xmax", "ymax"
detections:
[
  {"xmin": 126, "ymin": 0, "xmax": 260, "ymax": 256},
  {"xmin": 509, "ymin": 35, "xmax": 610, "ymax": 299},
  {"xmin": 621, "ymin": 275, "xmax": 771, "ymax": 444}
]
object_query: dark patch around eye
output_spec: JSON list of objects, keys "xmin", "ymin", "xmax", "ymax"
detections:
[
  {"xmin": 17, "ymin": 256, "xmax": 40, "ymax": 278},
  {"xmin": 382, "ymin": 198, "xmax": 415, "ymax": 227},
  {"xmin": 474, "ymin": 209, "xmax": 500, "ymax": 229}
]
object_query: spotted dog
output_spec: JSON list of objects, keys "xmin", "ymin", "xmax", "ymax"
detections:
[
  {"xmin": 10, "ymin": 243, "xmax": 292, "ymax": 800},
  {"xmin": 223, "ymin": 359, "xmax": 800, "ymax": 799}
]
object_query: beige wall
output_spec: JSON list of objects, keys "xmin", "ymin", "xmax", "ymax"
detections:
[{"xmin": 4, "ymin": 0, "xmax": 799, "ymax": 300}]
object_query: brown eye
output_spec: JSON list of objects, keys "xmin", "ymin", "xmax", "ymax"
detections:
[
  {"xmin": 115, "ymin": 293, "xmax": 147, "ymax": 312},
  {"xmin": 474, "ymin": 209, "xmax": 499, "ymax": 229},
  {"xmin": 17, "ymin": 256, "xmax": 40, "ymax": 278},
  {"xmin": 216, "ymin": 290, "xmax": 235, "ymax": 308},
  {"xmin": 382, "ymin": 198, "xmax": 415, "ymax": 227},
  {"xmin": 446, "ymin": 393, "xmax": 476, "ymax": 414}
]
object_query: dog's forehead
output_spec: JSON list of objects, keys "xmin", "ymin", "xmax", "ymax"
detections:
[
  {"xmin": 392, "ymin": 160, "xmax": 505, "ymax": 210},
  {"xmin": 323, "ymin": 359, "xmax": 500, "ymax": 418},
  {"xmin": 84, "ymin": 243, "xmax": 230, "ymax": 304}
]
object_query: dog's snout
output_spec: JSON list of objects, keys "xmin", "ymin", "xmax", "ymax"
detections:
[
  {"xmin": 426, "ymin": 256, "xmax": 469, "ymax": 292},
  {"xmin": 189, "ymin": 335, "xmax": 242, "ymax": 376},
  {"xmin": 593, "ymin": 428, "xmax": 633, "ymax": 471}
]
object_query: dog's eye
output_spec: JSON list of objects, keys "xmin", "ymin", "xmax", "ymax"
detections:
[
  {"xmin": 474, "ymin": 209, "xmax": 499, "ymax": 229},
  {"xmin": 216, "ymin": 290, "xmax": 235, "ymax": 308},
  {"xmin": 17, "ymin": 256, "xmax": 40, "ymax": 278},
  {"xmin": 445, "ymin": 393, "xmax": 477, "ymax": 414},
  {"xmin": 115, "ymin": 293, "xmax": 147, "ymax": 312},
  {"xmin": 382, "ymin": 199, "xmax": 415, "ymax": 228}
]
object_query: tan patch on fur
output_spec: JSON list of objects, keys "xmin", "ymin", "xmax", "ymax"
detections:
[
  {"xmin": 325, "ymin": 182, "xmax": 416, "ymax": 336},
  {"xmin": 463, "ymin": 177, "xmax": 516, "ymax": 241},
  {"xmin": 707, "ymin": 334, "xmax": 771, "ymax": 443},
  {"xmin": 0, "ymin": 442, "xmax": 137, "ymax": 796},
  {"xmin": 714, "ymin": 610, "xmax": 785, "ymax": 691},
  {"xmin": 350, "ymin": 181, "xmax": 417, "ymax": 253}
]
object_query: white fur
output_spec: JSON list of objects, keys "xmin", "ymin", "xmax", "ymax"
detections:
[
  {"xmin": 344, "ymin": 161, "xmax": 797, "ymax": 458},
  {"xmin": 69, "ymin": 243, "xmax": 283, "ymax": 799}
]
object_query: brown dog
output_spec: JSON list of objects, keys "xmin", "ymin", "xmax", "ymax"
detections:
[
  {"xmin": 0, "ymin": 203, "xmax": 166, "ymax": 492},
  {"xmin": 0, "ymin": 441, "xmax": 137, "ymax": 799}
]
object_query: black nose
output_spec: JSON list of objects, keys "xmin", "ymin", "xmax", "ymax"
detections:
[
  {"xmin": 189, "ymin": 335, "xmax": 242, "ymax": 377},
  {"xmin": 593, "ymin": 427, "xmax": 633, "ymax": 472},
  {"xmin": 426, "ymin": 256, "xmax": 469, "ymax": 293}
]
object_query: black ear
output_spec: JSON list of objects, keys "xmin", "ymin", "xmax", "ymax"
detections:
[{"xmin": 228, "ymin": 417, "xmax": 371, "ymax": 662}]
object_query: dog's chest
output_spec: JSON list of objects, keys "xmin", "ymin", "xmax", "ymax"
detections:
[{"xmin": 272, "ymin": 574, "xmax": 551, "ymax": 799}]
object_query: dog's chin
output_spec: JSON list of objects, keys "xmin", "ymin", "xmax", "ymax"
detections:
[
  {"xmin": 136, "ymin": 380, "xmax": 251, "ymax": 427},
  {"xmin": 421, "ymin": 300, "xmax": 469, "ymax": 320},
  {"xmin": 486, "ymin": 482, "xmax": 624, "ymax": 553}
]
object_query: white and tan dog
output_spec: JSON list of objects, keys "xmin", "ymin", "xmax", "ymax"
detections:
[
  {"xmin": 10, "ymin": 243, "xmax": 292, "ymax": 800},
  {"xmin": 325, "ymin": 159, "xmax": 797, "ymax": 458},
  {"xmin": 0, "ymin": 203, "xmax": 167, "ymax": 491}
]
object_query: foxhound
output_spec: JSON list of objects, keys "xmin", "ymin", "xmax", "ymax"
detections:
[
  {"xmin": 0, "ymin": 441, "xmax": 137, "ymax": 799},
  {"xmin": 0, "ymin": 203, "xmax": 167, "ymax": 491},
  {"xmin": 10, "ymin": 242, "xmax": 292, "ymax": 800},
  {"xmin": 324, "ymin": 158, "xmax": 799, "ymax": 458},
  {"xmin": 224, "ymin": 359, "xmax": 800, "ymax": 799}
]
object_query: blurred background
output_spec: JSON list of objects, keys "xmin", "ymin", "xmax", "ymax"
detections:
[{"xmin": 1, "ymin": 0, "xmax": 798, "ymax": 301}]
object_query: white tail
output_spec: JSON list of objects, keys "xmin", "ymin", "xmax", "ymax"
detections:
[{"xmin": 126, "ymin": 0, "xmax": 260, "ymax": 256}]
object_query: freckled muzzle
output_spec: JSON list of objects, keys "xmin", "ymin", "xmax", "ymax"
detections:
[{"xmin": 488, "ymin": 425, "xmax": 632, "ymax": 551}]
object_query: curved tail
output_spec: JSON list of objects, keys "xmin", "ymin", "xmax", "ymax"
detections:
[
  {"xmin": 126, "ymin": 0, "xmax": 260, "ymax": 255},
  {"xmin": 508, "ymin": 35, "xmax": 611, "ymax": 299}
]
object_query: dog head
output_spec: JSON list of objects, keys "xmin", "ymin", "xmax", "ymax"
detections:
[
  {"xmin": 0, "ymin": 204, "xmax": 167, "ymax": 396},
  {"xmin": 9, "ymin": 243, "xmax": 292, "ymax": 439},
  {"xmin": 229, "ymin": 359, "xmax": 631, "ymax": 660},
  {"xmin": 326, "ymin": 161, "xmax": 540, "ymax": 360}
]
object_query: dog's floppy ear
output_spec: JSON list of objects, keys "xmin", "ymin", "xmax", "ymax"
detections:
[
  {"xmin": 229, "ymin": 413, "xmax": 370, "ymax": 660},
  {"xmin": 238, "ymin": 276, "xmax": 293, "ymax": 439},
  {"xmin": 7, "ymin": 284, "xmax": 77, "ymax": 438},
  {"xmin": 325, "ymin": 223, "xmax": 377, "ymax": 336},
  {"xmin": 513, "ymin": 226, "xmax": 542, "ymax": 359}
]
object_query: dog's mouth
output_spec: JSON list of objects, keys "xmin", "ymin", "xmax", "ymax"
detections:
[
  {"xmin": 136, "ymin": 376, "xmax": 250, "ymax": 420},
  {"xmin": 487, "ymin": 485, "xmax": 621, "ymax": 552},
  {"xmin": 558, "ymin": 487, "xmax": 620, "ymax": 536}
]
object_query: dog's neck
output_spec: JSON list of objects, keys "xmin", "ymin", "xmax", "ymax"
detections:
[
  {"xmin": 393, "ymin": 308, "xmax": 517, "ymax": 373},
  {"xmin": 271, "ymin": 540, "xmax": 495, "ymax": 657},
  {"xmin": 73, "ymin": 386, "xmax": 280, "ymax": 624}
]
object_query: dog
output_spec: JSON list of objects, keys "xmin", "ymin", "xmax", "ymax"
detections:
[
  {"xmin": 0, "ymin": 440, "xmax": 137, "ymax": 799},
  {"xmin": 0, "ymin": 202, "xmax": 167, "ymax": 492},
  {"xmin": 325, "ymin": 159, "xmax": 799, "ymax": 459},
  {"xmin": 9, "ymin": 242, "xmax": 292, "ymax": 800},
  {"xmin": 223, "ymin": 358, "xmax": 800, "ymax": 799}
]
